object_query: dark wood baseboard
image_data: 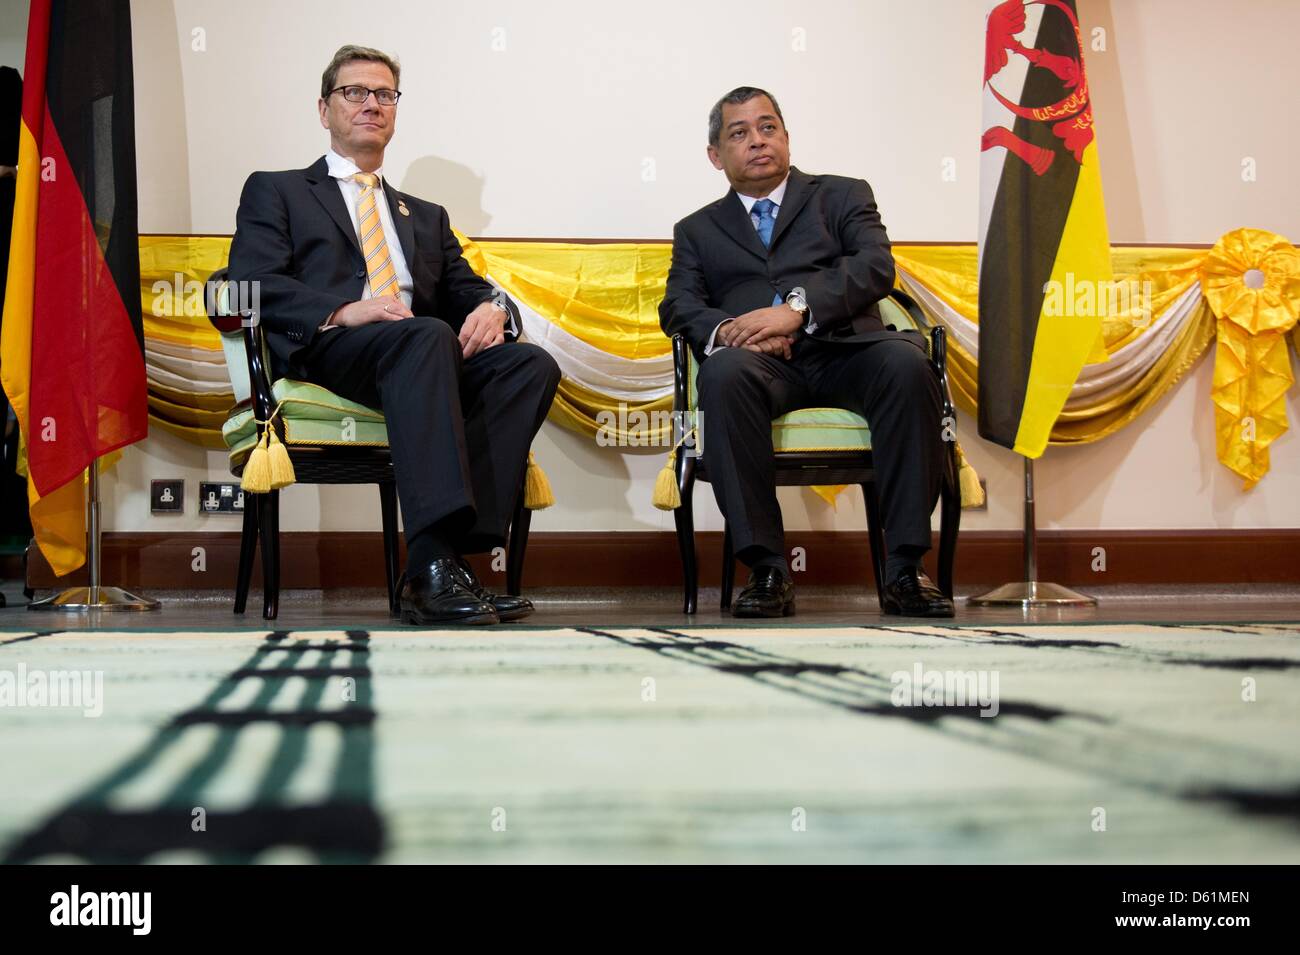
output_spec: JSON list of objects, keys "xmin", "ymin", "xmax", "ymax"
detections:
[{"xmin": 18, "ymin": 529, "xmax": 1300, "ymax": 591}]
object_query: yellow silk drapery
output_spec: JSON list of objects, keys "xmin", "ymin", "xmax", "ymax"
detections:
[
  {"xmin": 456, "ymin": 235, "xmax": 672, "ymax": 360},
  {"xmin": 138, "ymin": 231, "xmax": 1298, "ymax": 486},
  {"xmin": 893, "ymin": 245, "xmax": 1218, "ymax": 445}
]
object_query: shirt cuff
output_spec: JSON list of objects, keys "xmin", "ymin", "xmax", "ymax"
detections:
[
  {"xmin": 704, "ymin": 318, "xmax": 733, "ymax": 356},
  {"xmin": 489, "ymin": 292, "xmax": 520, "ymax": 337}
]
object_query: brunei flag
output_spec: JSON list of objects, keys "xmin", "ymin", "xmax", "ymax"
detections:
[
  {"xmin": 978, "ymin": 0, "xmax": 1110, "ymax": 457},
  {"xmin": 1, "ymin": 0, "xmax": 147, "ymax": 576}
]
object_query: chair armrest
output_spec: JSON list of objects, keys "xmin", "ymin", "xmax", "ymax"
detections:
[
  {"xmin": 204, "ymin": 268, "xmax": 241, "ymax": 334},
  {"xmin": 670, "ymin": 333, "xmax": 694, "ymax": 450},
  {"xmin": 930, "ymin": 325, "xmax": 956, "ymax": 422},
  {"xmin": 243, "ymin": 320, "xmax": 277, "ymax": 431},
  {"xmin": 888, "ymin": 287, "xmax": 957, "ymax": 422},
  {"xmin": 671, "ymin": 334, "xmax": 691, "ymax": 416},
  {"xmin": 203, "ymin": 267, "xmax": 278, "ymax": 434},
  {"xmin": 888, "ymin": 287, "xmax": 925, "ymax": 323}
]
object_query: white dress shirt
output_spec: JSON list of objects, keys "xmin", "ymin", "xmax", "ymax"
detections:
[
  {"xmin": 735, "ymin": 175, "xmax": 789, "ymax": 217},
  {"xmin": 704, "ymin": 174, "xmax": 815, "ymax": 355},
  {"xmin": 319, "ymin": 149, "xmax": 516, "ymax": 336},
  {"xmin": 318, "ymin": 149, "xmax": 414, "ymax": 330}
]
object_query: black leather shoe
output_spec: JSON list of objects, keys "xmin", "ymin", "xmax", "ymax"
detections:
[
  {"xmin": 399, "ymin": 558, "xmax": 499, "ymax": 626},
  {"xmin": 881, "ymin": 567, "xmax": 955, "ymax": 618},
  {"xmin": 456, "ymin": 559, "xmax": 534, "ymax": 622},
  {"xmin": 732, "ymin": 567, "xmax": 795, "ymax": 618}
]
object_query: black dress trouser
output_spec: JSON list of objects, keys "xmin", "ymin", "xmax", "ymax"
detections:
[
  {"xmin": 294, "ymin": 316, "xmax": 561, "ymax": 555},
  {"xmin": 695, "ymin": 334, "xmax": 944, "ymax": 564}
]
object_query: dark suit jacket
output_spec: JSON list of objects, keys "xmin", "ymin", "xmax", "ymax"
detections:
[
  {"xmin": 228, "ymin": 156, "xmax": 514, "ymax": 377},
  {"xmin": 659, "ymin": 166, "xmax": 922, "ymax": 363}
]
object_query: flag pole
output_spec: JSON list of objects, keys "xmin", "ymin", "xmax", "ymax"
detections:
[
  {"xmin": 967, "ymin": 456, "xmax": 1096, "ymax": 608},
  {"xmin": 28, "ymin": 457, "xmax": 159, "ymax": 612}
]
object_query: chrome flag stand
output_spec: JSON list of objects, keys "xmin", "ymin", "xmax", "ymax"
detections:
[
  {"xmin": 28, "ymin": 458, "xmax": 159, "ymax": 612},
  {"xmin": 968, "ymin": 457, "xmax": 1096, "ymax": 608}
]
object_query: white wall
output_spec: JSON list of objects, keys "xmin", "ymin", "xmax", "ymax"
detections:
[{"xmin": 12, "ymin": 0, "xmax": 1300, "ymax": 533}]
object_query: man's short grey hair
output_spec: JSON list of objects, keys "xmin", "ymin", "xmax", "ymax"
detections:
[
  {"xmin": 708, "ymin": 86, "xmax": 785, "ymax": 146},
  {"xmin": 321, "ymin": 45, "xmax": 401, "ymax": 99}
]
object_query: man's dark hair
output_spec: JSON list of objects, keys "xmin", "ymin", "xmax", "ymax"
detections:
[
  {"xmin": 320, "ymin": 45, "xmax": 401, "ymax": 99},
  {"xmin": 708, "ymin": 86, "xmax": 784, "ymax": 146}
]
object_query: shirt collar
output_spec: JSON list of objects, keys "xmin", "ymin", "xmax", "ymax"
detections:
[
  {"xmin": 736, "ymin": 174, "xmax": 790, "ymax": 215},
  {"xmin": 326, "ymin": 148, "xmax": 385, "ymax": 185}
]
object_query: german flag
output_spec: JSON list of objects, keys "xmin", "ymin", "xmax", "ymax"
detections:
[
  {"xmin": 978, "ymin": 0, "xmax": 1110, "ymax": 457},
  {"xmin": 1, "ymin": 0, "xmax": 147, "ymax": 576}
]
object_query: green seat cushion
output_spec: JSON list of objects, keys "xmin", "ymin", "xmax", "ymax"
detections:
[
  {"xmin": 685, "ymin": 294, "xmax": 922, "ymax": 452},
  {"xmin": 771, "ymin": 407, "xmax": 872, "ymax": 452},
  {"xmin": 223, "ymin": 378, "xmax": 389, "ymax": 463}
]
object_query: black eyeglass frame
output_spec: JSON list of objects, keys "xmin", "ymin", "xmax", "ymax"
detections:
[{"xmin": 327, "ymin": 85, "xmax": 402, "ymax": 106}]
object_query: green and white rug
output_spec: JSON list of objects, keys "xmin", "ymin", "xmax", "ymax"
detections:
[{"xmin": 2, "ymin": 623, "xmax": 1297, "ymax": 863}]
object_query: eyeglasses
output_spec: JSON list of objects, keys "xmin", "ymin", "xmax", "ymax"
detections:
[{"xmin": 328, "ymin": 85, "xmax": 402, "ymax": 106}]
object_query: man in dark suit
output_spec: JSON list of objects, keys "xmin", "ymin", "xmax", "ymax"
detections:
[
  {"xmin": 659, "ymin": 87, "xmax": 953, "ymax": 618},
  {"xmin": 229, "ymin": 45, "xmax": 560, "ymax": 625}
]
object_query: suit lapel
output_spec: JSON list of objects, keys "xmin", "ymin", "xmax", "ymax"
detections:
[
  {"xmin": 382, "ymin": 183, "xmax": 416, "ymax": 267},
  {"xmin": 769, "ymin": 167, "xmax": 815, "ymax": 251},
  {"xmin": 708, "ymin": 191, "xmax": 768, "ymax": 262},
  {"xmin": 306, "ymin": 157, "xmax": 361, "ymax": 256}
]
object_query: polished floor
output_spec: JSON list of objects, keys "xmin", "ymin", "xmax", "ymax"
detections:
[
  {"xmin": 4, "ymin": 581, "xmax": 1300, "ymax": 631},
  {"xmin": 1, "ymin": 582, "xmax": 1297, "ymax": 864}
]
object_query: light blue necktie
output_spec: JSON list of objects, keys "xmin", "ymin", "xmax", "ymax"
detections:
[
  {"xmin": 751, "ymin": 198, "xmax": 783, "ymax": 306},
  {"xmin": 751, "ymin": 198, "xmax": 776, "ymax": 248}
]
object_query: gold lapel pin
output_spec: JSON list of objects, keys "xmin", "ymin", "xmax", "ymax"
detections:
[{"xmin": 398, "ymin": 200, "xmax": 410, "ymax": 217}]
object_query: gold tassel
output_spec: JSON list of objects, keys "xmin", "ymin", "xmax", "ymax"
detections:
[
  {"xmin": 241, "ymin": 402, "xmax": 294, "ymax": 494},
  {"xmin": 956, "ymin": 443, "xmax": 985, "ymax": 509},
  {"xmin": 652, "ymin": 426, "xmax": 696, "ymax": 511},
  {"xmin": 266, "ymin": 427, "xmax": 296, "ymax": 490},
  {"xmin": 652, "ymin": 448, "xmax": 681, "ymax": 511},
  {"xmin": 241, "ymin": 429, "xmax": 272, "ymax": 494},
  {"xmin": 524, "ymin": 451, "xmax": 555, "ymax": 509}
]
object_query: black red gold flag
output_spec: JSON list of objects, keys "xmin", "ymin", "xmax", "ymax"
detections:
[{"xmin": 1, "ymin": 0, "xmax": 146, "ymax": 575}]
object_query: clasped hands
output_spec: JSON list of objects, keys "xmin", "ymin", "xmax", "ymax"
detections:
[
  {"xmin": 718, "ymin": 304, "xmax": 803, "ymax": 360},
  {"xmin": 329, "ymin": 297, "xmax": 508, "ymax": 358}
]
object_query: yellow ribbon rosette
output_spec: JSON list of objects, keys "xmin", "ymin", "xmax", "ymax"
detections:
[{"xmin": 1199, "ymin": 228, "xmax": 1300, "ymax": 488}]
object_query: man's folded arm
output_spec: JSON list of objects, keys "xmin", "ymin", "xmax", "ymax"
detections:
[
  {"xmin": 227, "ymin": 172, "xmax": 351, "ymax": 344},
  {"xmin": 435, "ymin": 206, "xmax": 519, "ymax": 338},
  {"xmin": 796, "ymin": 178, "xmax": 896, "ymax": 333},
  {"xmin": 660, "ymin": 223, "xmax": 735, "ymax": 356}
]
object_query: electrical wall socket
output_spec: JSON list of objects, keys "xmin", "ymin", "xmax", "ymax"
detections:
[
  {"xmin": 198, "ymin": 482, "xmax": 246, "ymax": 516},
  {"xmin": 150, "ymin": 479, "xmax": 184, "ymax": 514}
]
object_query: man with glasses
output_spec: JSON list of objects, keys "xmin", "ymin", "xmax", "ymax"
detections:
[{"xmin": 229, "ymin": 45, "xmax": 560, "ymax": 625}]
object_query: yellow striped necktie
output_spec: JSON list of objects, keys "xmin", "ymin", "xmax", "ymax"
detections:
[{"xmin": 351, "ymin": 172, "xmax": 400, "ymax": 298}]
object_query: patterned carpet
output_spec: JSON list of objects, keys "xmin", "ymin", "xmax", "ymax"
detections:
[{"xmin": 1, "ymin": 623, "xmax": 1298, "ymax": 863}]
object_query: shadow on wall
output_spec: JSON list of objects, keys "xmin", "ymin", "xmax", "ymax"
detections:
[
  {"xmin": 1081, "ymin": 0, "xmax": 1145, "ymax": 242},
  {"xmin": 401, "ymin": 154, "xmax": 490, "ymax": 235},
  {"xmin": 134, "ymin": 0, "xmax": 192, "ymax": 232}
]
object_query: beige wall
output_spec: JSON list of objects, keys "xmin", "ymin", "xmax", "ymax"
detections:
[{"xmin": 14, "ymin": 0, "xmax": 1300, "ymax": 533}]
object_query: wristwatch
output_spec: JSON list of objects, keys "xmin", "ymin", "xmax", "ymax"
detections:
[
  {"xmin": 488, "ymin": 290, "xmax": 510, "ymax": 314},
  {"xmin": 785, "ymin": 287, "xmax": 808, "ymax": 317}
]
